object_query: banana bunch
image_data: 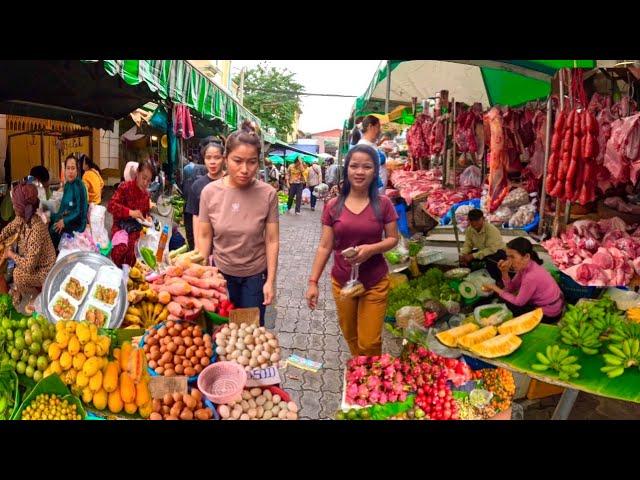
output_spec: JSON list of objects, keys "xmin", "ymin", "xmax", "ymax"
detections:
[
  {"xmin": 560, "ymin": 322, "xmax": 601, "ymax": 355},
  {"xmin": 627, "ymin": 308, "xmax": 640, "ymax": 324},
  {"xmin": 601, "ymin": 339, "xmax": 640, "ymax": 378},
  {"xmin": 127, "ymin": 263, "xmax": 150, "ymax": 292},
  {"xmin": 560, "ymin": 304, "xmax": 590, "ymax": 326},
  {"xmin": 531, "ymin": 345, "xmax": 582, "ymax": 381},
  {"xmin": 127, "ymin": 287, "xmax": 158, "ymax": 305},
  {"xmin": 592, "ymin": 312, "xmax": 625, "ymax": 341},
  {"xmin": 608, "ymin": 322, "xmax": 640, "ymax": 343},
  {"xmin": 125, "ymin": 301, "xmax": 169, "ymax": 328}
]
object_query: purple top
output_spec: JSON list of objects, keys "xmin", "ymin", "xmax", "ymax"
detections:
[
  {"xmin": 499, "ymin": 260, "xmax": 564, "ymax": 317},
  {"xmin": 322, "ymin": 196, "xmax": 398, "ymax": 289}
]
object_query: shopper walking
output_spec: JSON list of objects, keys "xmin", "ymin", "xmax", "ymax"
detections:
[
  {"xmin": 186, "ymin": 140, "xmax": 225, "ymax": 250},
  {"xmin": 305, "ymin": 144, "xmax": 399, "ymax": 356},
  {"xmin": 307, "ymin": 159, "xmax": 323, "ymax": 211},
  {"xmin": 182, "ymin": 154, "xmax": 207, "ymax": 250},
  {"xmin": 197, "ymin": 121, "xmax": 279, "ymax": 326},
  {"xmin": 286, "ymin": 156, "xmax": 305, "ymax": 215},
  {"xmin": 358, "ymin": 115, "xmax": 386, "ymax": 192},
  {"xmin": 325, "ymin": 158, "xmax": 339, "ymax": 190}
]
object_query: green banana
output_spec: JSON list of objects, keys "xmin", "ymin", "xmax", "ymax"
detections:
[
  {"xmin": 536, "ymin": 352, "xmax": 550, "ymax": 365},
  {"xmin": 531, "ymin": 364, "xmax": 549, "ymax": 371},
  {"xmin": 606, "ymin": 367, "xmax": 625, "ymax": 378}
]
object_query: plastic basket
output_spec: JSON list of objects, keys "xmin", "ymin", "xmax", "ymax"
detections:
[
  {"xmin": 139, "ymin": 321, "xmax": 217, "ymax": 384},
  {"xmin": 197, "ymin": 361, "xmax": 248, "ymax": 405},
  {"xmin": 558, "ymin": 271, "xmax": 603, "ymax": 304}
]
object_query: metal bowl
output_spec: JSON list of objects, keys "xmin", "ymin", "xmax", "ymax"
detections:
[{"xmin": 42, "ymin": 251, "xmax": 128, "ymax": 328}]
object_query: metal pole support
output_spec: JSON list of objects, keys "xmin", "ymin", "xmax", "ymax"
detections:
[{"xmin": 551, "ymin": 388, "xmax": 579, "ymax": 420}]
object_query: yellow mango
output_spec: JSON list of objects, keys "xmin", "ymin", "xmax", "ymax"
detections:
[
  {"xmin": 65, "ymin": 321, "xmax": 77, "ymax": 333},
  {"xmin": 49, "ymin": 360, "xmax": 62, "ymax": 375},
  {"xmin": 55, "ymin": 321, "xmax": 66, "ymax": 332},
  {"xmin": 89, "ymin": 370, "xmax": 103, "ymax": 392},
  {"xmin": 93, "ymin": 388, "xmax": 108, "ymax": 410},
  {"xmin": 108, "ymin": 388, "xmax": 124, "ymax": 413},
  {"xmin": 96, "ymin": 336, "xmax": 111, "ymax": 357},
  {"xmin": 89, "ymin": 324, "xmax": 98, "ymax": 342},
  {"xmin": 72, "ymin": 352, "xmax": 86, "ymax": 371},
  {"xmin": 82, "ymin": 387, "xmax": 94, "ymax": 404},
  {"xmin": 76, "ymin": 323, "xmax": 91, "ymax": 345},
  {"xmin": 48, "ymin": 343, "xmax": 62, "ymax": 361},
  {"xmin": 76, "ymin": 371, "xmax": 89, "ymax": 388},
  {"xmin": 59, "ymin": 351, "xmax": 73, "ymax": 371},
  {"xmin": 120, "ymin": 342, "xmax": 133, "ymax": 372},
  {"xmin": 83, "ymin": 342, "xmax": 96, "ymax": 358},
  {"xmin": 119, "ymin": 372, "xmax": 136, "ymax": 404},
  {"xmin": 82, "ymin": 356, "xmax": 102, "ymax": 377},
  {"xmin": 67, "ymin": 335, "xmax": 81, "ymax": 356},
  {"xmin": 55, "ymin": 330, "xmax": 69, "ymax": 349},
  {"xmin": 63, "ymin": 368, "xmax": 77, "ymax": 385}
]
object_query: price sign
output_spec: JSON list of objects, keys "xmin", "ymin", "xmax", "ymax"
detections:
[
  {"xmin": 245, "ymin": 366, "xmax": 281, "ymax": 387},
  {"xmin": 149, "ymin": 375, "xmax": 188, "ymax": 399}
]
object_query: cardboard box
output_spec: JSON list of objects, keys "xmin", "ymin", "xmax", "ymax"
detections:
[
  {"xmin": 228, "ymin": 308, "xmax": 260, "ymax": 326},
  {"xmin": 526, "ymin": 378, "xmax": 564, "ymax": 400}
]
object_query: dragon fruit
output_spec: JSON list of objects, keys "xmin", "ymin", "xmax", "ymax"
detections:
[
  {"xmin": 379, "ymin": 392, "xmax": 388, "ymax": 405},
  {"xmin": 392, "ymin": 383, "xmax": 404, "ymax": 394},
  {"xmin": 388, "ymin": 393, "xmax": 398, "ymax": 403},
  {"xmin": 416, "ymin": 346, "xmax": 429, "ymax": 358},
  {"xmin": 382, "ymin": 380, "xmax": 393, "ymax": 390},
  {"xmin": 399, "ymin": 392, "xmax": 408, "ymax": 402},
  {"xmin": 356, "ymin": 398, "xmax": 367, "ymax": 407},
  {"xmin": 379, "ymin": 354, "xmax": 393, "ymax": 368},
  {"xmin": 394, "ymin": 372, "xmax": 404, "ymax": 384},
  {"xmin": 366, "ymin": 375, "xmax": 382, "ymax": 390},
  {"xmin": 346, "ymin": 383, "xmax": 359, "ymax": 399},
  {"xmin": 353, "ymin": 356, "xmax": 369, "ymax": 366},
  {"xmin": 370, "ymin": 355, "xmax": 381, "ymax": 363},
  {"xmin": 383, "ymin": 366, "xmax": 396, "ymax": 379},
  {"xmin": 347, "ymin": 365, "xmax": 368, "ymax": 383},
  {"xmin": 368, "ymin": 390, "xmax": 381, "ymax": 404},
  {"xmin": 358, "ymin": 384, "xmax": 370, "ymax": 399}
]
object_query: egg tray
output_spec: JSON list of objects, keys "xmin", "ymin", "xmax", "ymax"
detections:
[{"xmin": 139, "ymin": 320, "xmax": 218, "ymax": 384}]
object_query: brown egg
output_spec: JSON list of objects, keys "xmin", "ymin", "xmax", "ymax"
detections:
[
  {"xmin": 176, "ymin": 345, "xmax": 186, "ymax": 356},
  {"xmin": 184, "ymin": 367, "xmax": 196, "ymax": 376},
  {"xmin": 182, "ymin": 359, "xmax": 192, "ymax": 368},
  {"xmin": 204, "ymin": 338, "xmax": 213, "ymax": 349},
  {"xmin": 157, "ymin": 357, "xmax": 166, "ymax": 367},
  {"xmin": 183, "ymin": 394, "xmax": 197, "ymax": 410},
  {"xmin": 174, "ymin": 323, "xmax": 183, "ymax": 332},
  {"xmin": 191, "ymin": 390, "xmax": 202, "ymax": 402},
  {"xmin": 158, "ymin": 327, "xmax": 167, "ymax": 338},
  {"xmin": 163, "ymin": 393, "xmax": 174, "ymax": 406},
  {"xmin": 169, "ymin": 405, "xmax": 181, "ymax": 418},
  {"xmin": 159, "ymin": 345, "xmax": 167, "ymax": 354},
  {"xmin": 190, "ymin": 356, "xmax": 199, "ymax": 366},
  {"xmin": 173, "ymin": 337, "xmax": 184, "ymax": 346},
  {"xmin": 187, "ymin": 325, "xmax": 194, "ymax": 333},
  {"xmin": 195, "ymin": 349, "xmax": 206, "ymax": 359},
  {"xmin": 147, "ymin": 336, "xmax": 158, "ymax": 346},
  {"xmin": 194, "ymin": 364, "xmax": 203, "ymax": 374},
  {"xmin": 161, "ymin": 352, "xmax": 173, "ymax": 363},
  {"xmin": 148, "ymin": 360, "xmax": 158, "ymax": 369},
  {"xmin": 185, "ymin": 346, "xmax": 196, "ymax": 358},
  {"xmin": 167, "ymin": 342, "xmax": 177, "ymax": 353},
  {"xmin": 184, "ymin": 336, "xmax": 193, "ymax": 346},
  {"xmin": 166, "ymin": 321, "xmax": 175, "ymax": 329},
  {"xmin": 194, "ymin": 409, "xmax": 209, "ymax": 420},
  {"xmin": 164, "ymin": 368, "xmax": 176, "ymax": 377},
  {"xmin": 205, "ymin": 347, "xmax": 213, "ymax": 358},
  {"xmin": 180, "ymin": 408, "xmax": 194, "ymax": 420},
  {"xmin": 173, "ymin": 400, "xmax": 184, "ymax": 412},
  {"xmin": 193, "ymin": 337, "xmax": 204, "ymax": 347},
  {"xmin": 174, "ymin": 364, "xmax": 184, "ymax": 375},
  {"xmin": 161, "ymin": 405, "xmax": 171, "ymax": 415},
  {"xmin": 152, "ymin": 399, "xmax": 162, "ymax": 412},
  {"xmin": 171, "ymin": 392, "xmax": 182, "ymax": 403},
  {"xmin": 181, "ymin": 329, "xmax": 190, "ymax": 338},
  {"xmin": 143, "ymin": 344, "xmax": 150, "ymax": 353},
  {"xmin": 200, "ymin": 356, "xmax": 210, "ymax": 367},
  {"xmin": 155, "ymin": 366, "xmax": 165, "ymax": 375},
  {"xmin": 150, "ymin": 412, "xmax": 163, "ymax": 420},
  {"xmin": 193, "ymin": 326, "xmax": 202, "ymax": 337},
  {"xmin": 165, "ymin": 415, "xmax": 179, "ymax": 420},
  {"xmin": 168, "ymin": 327, "xmax": 177, "ymax": 337}
]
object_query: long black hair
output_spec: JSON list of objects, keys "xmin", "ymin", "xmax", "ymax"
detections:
[
  {"xmin": 507, "ymin": 237, "xmax": 543, "ymax": 265},
  {"xmin": 80, "ymin": 154, "xmax": 101, "ymax": 173},
  {"xmin": 331, "ymin": 144, "xmax": 381, "ymax": 221}
]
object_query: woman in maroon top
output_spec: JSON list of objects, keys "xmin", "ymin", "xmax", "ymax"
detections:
[
  {"xmin": 306, "ymin": 145, "xmax": 399, "ymax": 356},
  {"xmin": 108, "ymin": 160, "xmax": 154, "ymax": 268}
]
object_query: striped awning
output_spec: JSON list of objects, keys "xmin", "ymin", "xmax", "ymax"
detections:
[{"xmin": 97, "ymin": 60, "xmax": 261, "ymax": 130}]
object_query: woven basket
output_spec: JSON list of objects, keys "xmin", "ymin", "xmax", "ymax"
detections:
[{"xmin": 197, "ymin": 361, "xmax": 247, "ymax": 405}]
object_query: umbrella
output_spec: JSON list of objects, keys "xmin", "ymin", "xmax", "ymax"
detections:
[
  {"xmin": 268, "ymin": 155, "xmax": 284, "ymax": 165},
  {"xmin": 284, "ymin": 152, "xmax": 315, "ymax": 164},
  {"xmin": 353, "ymin": 60, "xmax": 597, "ymax": 118}
]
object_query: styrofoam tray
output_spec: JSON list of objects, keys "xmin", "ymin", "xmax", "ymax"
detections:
[
  {"xmin": 88, "ymin": 283, "xmax": 120, "ymax": 311},
  {"xmin": 95, "ymin": 265, "xmax": 122, "ymax": 288},
  {"xmin": 48, "ymin": 291, "xmax": 79, "ymax": 323},
  {"xmin": 60, "ymin": 275, "xmax": 90, "ymax": 305},
  {"xmin": 78, "ymin": 301, "xmax": 111, "ymax": 328}
]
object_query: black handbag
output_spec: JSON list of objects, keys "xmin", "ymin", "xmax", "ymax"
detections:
[{"xmin": 118, "ymin": 218, "xmax": 143, "ymax": 234}]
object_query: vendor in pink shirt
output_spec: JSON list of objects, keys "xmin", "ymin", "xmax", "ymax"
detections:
[{"xmin": 483, "ymin": 237, "xmax": 564, "ymax": 323}]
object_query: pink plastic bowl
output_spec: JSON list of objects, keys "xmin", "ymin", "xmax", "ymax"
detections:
[{"xmin": 197, "ymin": 361, "xmax": 248, "ymax": 405}]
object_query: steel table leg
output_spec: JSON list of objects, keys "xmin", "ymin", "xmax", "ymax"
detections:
[{"xmin": 551, "ymin": 388, "xmax": 579, "ymax": 420}]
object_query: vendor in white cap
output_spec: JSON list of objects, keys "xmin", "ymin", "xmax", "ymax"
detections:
[{"xmin": 307, "ymin": 158, "xmax": 323, "ymax": 211}]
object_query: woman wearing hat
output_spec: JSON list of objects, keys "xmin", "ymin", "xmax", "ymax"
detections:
[{"xmin": 0, "ymin": 182, "xmax": 56, "ymax": 307}]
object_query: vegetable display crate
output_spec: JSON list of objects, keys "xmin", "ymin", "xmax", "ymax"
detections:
[{"xmin": 558, "ymin": 271, "xmax": 603, "ymax": 305}]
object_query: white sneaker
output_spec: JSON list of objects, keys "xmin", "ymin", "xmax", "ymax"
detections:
[{"xmin": 295, "ymin": 212, "xmax": 301, "ymax": 215}]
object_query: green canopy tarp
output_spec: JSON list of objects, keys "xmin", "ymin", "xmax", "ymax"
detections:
[
  {"xmin": 268, "ymin": 155, "xmax": 284, "ymax": 165},
  {"xmin": 284, "ymin": 153, "xmax": 315, "ymax": 164},
  {"xmin": 352, "ymin": 60, "xmax": 597, "ymax": 119}
]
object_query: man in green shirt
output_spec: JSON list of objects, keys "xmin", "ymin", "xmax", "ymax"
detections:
[{"xmin": 459, "ymin": 209, "xmax": 507, "ymax": 283}]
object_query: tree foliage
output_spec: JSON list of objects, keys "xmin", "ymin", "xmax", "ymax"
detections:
[{"xmin": 234, "ymin": 62, "xmax": 304, "ymax": 139}]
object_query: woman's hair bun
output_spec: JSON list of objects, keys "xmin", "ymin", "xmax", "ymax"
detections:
[{"xmin": 240, "ymin": 119, "xmax": 260, "ymax": 135}]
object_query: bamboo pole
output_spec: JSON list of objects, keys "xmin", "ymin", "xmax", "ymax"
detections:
[
  {"xmin": 538, "ymin": 97, "xmax": 553, "ymax": 236},
  {"xmin": 552, "ymin": 69, "xmax": 566, "ymax": 237},
  {"xmin": 563, "ymin": 68, "xmax": 574, "ymax": 229}
]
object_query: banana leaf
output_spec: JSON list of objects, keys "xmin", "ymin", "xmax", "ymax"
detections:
[
  {"xmin": 99, "ymin": 327, "xmax": 145, "ymax": 348},
  {"xmin": 0, "ymin": 367, "xmax": 19, "ymax": 420},
  {"xmin": 11, "ymin": 373, "xmax": 86, "ymax": 420},
  {"xmin": 463, "ymin": 324, "xmax": 640, "ymax": 404}
]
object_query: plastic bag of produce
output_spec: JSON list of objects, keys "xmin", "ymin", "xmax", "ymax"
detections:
[
  {"xmin": 384, "ymin": 237, "xmax": 409, "ymax": 265},
  {"xmin": 502, "ymin": 187, "xmax": 530, "ymax": 208},
  {"xmin": 473, "ymin": 304, "xmax": 512, "ymax": 326},
  {"xmin": 508, "ymin": 203, "xmax": 537, "ymax": 228},
  {"xmin": 416, "ymin": 246, "xmax": 444, "ymax": 266},
  {"xmin": 460, "ymin": 165, "xmax": 482, "ymax": 188},
  {"xmin": 443, "ymin": 299, "xmax": 461, "ymax": 315},
  {"xmin": 389, "ymin": 273, "xmax": 409, "ymax": 289},
  {"xmin": 488, "ymin": 205, "xmax": 513, "ymax": 224},
  {"xmin": 395, "ymin": 305, "xmax": 424, "ymax": 328},
  {"xmin": 340, "ymin": 265, "xmax": 365, "ymax": 298}
]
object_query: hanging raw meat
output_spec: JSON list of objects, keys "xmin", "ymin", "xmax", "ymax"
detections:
[
  {"xmin": 407, "ymin": 114, "xmax": 432, "ymax": 160},
  {"xmin": 484, "ymin": 107, "xmax": 510, "ymax": 212},
  {"xmin": 528, "ymin": 109, "xmax": 547, "ymax": 179},
  {"xmin": 604, "ymin": 113, "xmax": 640, "ymax": 186}
]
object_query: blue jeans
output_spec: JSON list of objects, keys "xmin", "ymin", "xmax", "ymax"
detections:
[{"xmin": 223, "ymin": 271, "xmax": 266, "ymax": 326}]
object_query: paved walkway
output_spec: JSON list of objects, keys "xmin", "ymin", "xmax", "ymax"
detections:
[{"xmin": 272, "ymin": 203, "xmax": 402, "ymax": 420}]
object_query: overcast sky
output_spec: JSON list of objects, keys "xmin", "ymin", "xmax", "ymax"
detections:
[{"xmin": 231, "ymin": 60, "xmax": 381, "ymax": 134}]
